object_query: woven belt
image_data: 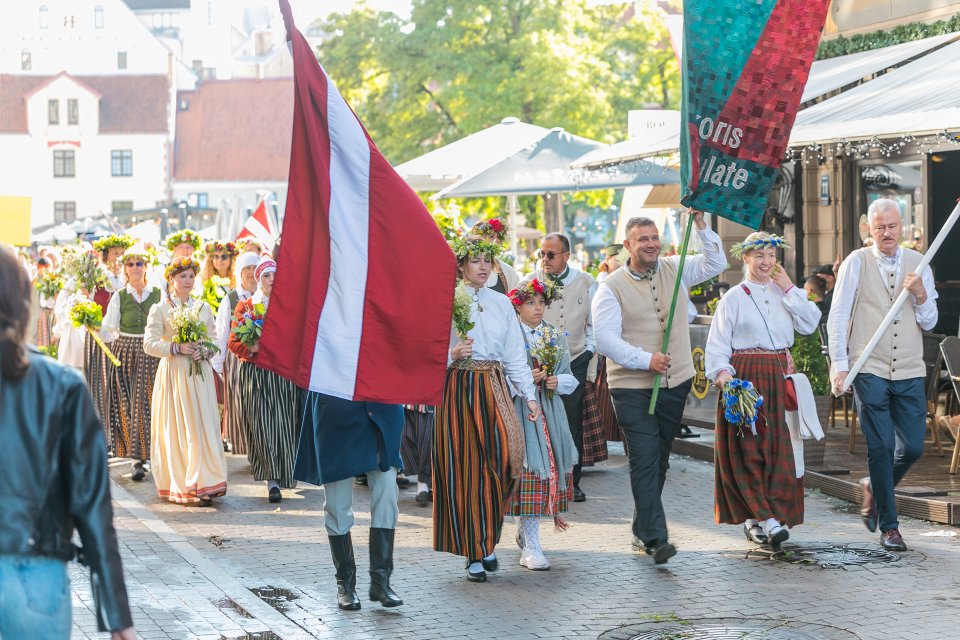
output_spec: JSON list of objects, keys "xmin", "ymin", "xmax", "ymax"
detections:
[{"xmin": 451, "ymin": 358, "xmax": 503, "ymax": 372}]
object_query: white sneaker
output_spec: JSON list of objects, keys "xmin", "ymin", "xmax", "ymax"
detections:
[{"xmin": 519, "ymin": 546, "xmax": 550, "ymax": 570}]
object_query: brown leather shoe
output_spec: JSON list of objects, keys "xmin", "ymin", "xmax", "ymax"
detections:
[
  {"xmin": 880, "ymin": 528, "xmax": 907, "ymax": 552},
  {"xmin": 859, "ymin": 477, "xmax": 877, "ymax": 533}
]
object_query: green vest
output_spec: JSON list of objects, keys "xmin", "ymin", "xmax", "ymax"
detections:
[{"xmin": 118, "ymin": 288, "xmax": 162, "ymax": 335}]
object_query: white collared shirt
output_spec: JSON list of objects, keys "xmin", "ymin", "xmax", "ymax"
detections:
[
  {"xmin": 519, "ymin": 320, "xmax": 580, "ymax": 396},
  {"xmin": 212, "ymin": 286, "xmax": 256, "ymax": 372},
  {"xmin": 100, "ymin": 284, "xmax": 161, "ymax": 343},
  {"xmin": 520, "ymin": 265, "xmax": 598, "ymax": 354},
  {"xmin": 827, "ymin": 246, "xmax": 938, "ymax": 372},
  {"xmin": 593, "ymin": 226, "xmax": 725, "ymax": 371}
]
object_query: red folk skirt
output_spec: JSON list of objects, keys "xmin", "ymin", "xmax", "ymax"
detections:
[{"xmin": 714, "ymin": 349, "xmax": 804, "ymax": 527}]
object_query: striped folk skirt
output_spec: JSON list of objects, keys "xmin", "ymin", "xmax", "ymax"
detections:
[
  {"xmin": 83, "ymin": 330, "xmax": 113, "ymax": 448},
  {"xmin": 714, "ymin": 349, "xmax": 804, "ymax": 527},
  {"xmin": 433, "ymin": 360, "xmax": 525, "ymax": 560},
  {"xmin": 221, "ymin": 352, "xmax": 248, "ymax": 455},
  {"xmin": 36, "ymin": 308, "xmax": 55, "ymax": 348},
  {"xmin": 238, "ymin": 361, "xmax": 300, "ymax": 488},
  {"xmin": 106, "ymin": 335, "xmax": 159, "ymax": 463},
  {"xmin": 401, "ymin": 408, "xmax": 435, "ymax": 485}
]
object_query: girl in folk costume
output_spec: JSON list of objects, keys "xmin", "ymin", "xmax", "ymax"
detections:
[
  {"xmin": 199, "ymin": 240, "xmax": 239, "ymax": 314},
  {"xmin": 227, "ymin": 257, "xmax": 301, "ymax": 503},
  {"xmin": 166, "ymin": 229, "xmax": 202, "ymax": 260},
  {"xmin": 212, "ymin": 251, "xmax": 260, "ymax": 454},
  {"xmin": 506, "ymin": 279, "xmax": 578, "ymax": 570},
  {"xmin": 53, "ymin": 245, "xmax": 95, "ymax": 371},
  {"xmin": 144, "ymin": 257, "xmax": 228, "ymax": 506},
  {"xmin": 470, "ymin": 218, "xmax": 519, "ymax": 294},
  {"xmin": 85, "ymin": 235, "xmax": 133, "ymax": 422},
  {"xmin": 705, "ymin": 233, "xmax": 821, "ymax": 546},
  {"xmin": 100, "ymin": 245, "xmax": 162, "ymax": 481},
  {"xmin": 237, "ymin": 238, "xmax": 264, "ymax": 256},
  {"xmin": 33, "ymin": 257, "xmax": 59, "ymax": 347},
  {"xmin": 434, "ymin": 235, "xmax": 540, "ymax": 583}
]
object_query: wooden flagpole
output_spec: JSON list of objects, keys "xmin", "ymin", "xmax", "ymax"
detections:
[
  {"xmin": 841, "ymin": 200, "xmax": 960, "ymax": 394},
  {"xmin": 649, "ymin": 213, "xmax": 695, "ymax": 414}
]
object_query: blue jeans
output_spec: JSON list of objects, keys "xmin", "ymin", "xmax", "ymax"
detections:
[
  {"xmin": 0, "ymin": 554, "xmax": 71, "ymax": 639},
  {"xmin": 852, "ymin": 374, "xmax": 927, "ymax": 532}
]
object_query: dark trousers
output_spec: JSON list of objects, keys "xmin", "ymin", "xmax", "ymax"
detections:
[
  {"xmin": 852, "ymin": 374, "xmax": 926, "ymax": 532},
  {"xmin": 611, "ymin": 380, "xmax": 691, "ymax": 545},
  {"xmin": 563, "ymin": 350, "xmax": 592, "ymax": 486}
]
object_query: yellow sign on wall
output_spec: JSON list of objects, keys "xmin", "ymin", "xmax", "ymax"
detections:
[{"xmin": 0, "ymin": 196, "xmax": 32, "ymax": 246}]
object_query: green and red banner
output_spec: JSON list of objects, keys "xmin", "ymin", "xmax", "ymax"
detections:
[{"xmin": 680, "ymin": 0, "xmax": 830, "ymax": 229}]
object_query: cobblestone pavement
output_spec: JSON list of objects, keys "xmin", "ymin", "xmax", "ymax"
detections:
[{"xmin": 72, "ymin": 446, "xmax": 960, "ymax": 640}]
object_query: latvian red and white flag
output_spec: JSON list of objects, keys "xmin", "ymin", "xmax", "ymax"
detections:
[
  {"xmin": 236, "ymin": 199, "xmax": 276, "ymax": 252},
  {"xmin": 258, "ymin": 0, "xmax": 456, "ymax": 405}
]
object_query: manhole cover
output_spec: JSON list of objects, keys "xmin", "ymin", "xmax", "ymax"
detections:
[
  {"xmin": 600, "ymin": 618, "xmax": 859, "ymax": 640},
  {"xmin": 771, "ymin": 543, "xmax": 900, "ymax": 568}
]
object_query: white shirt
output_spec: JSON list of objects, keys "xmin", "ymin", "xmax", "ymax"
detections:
[
  {"xmin": 212, "ymin": 286, "xmax": 255, "ymax": 373},
  {"xmin": 100, "ymin": 284, "xmax": 161, "ymax": 343},
  {"xmin": 448, "ymin": 286, "xmax": 537, "ymax": 401},
  {"xmin": 593, "ymin": 226, "xmax": 725, "ymax": 371},
  {"xmin": 519, "ymin": 321, "xmax": 580, "ymax": 396},
  {"xmin": 705, "ymin": 280, "xmax": 821, "ymax": 380},
  {"xmin": 521, "ymin": 265, "xmax": 598, "ymax": 354},
  {"xmin": 827, "ymin": 246, "xmax": 938, "ymax": 372}
]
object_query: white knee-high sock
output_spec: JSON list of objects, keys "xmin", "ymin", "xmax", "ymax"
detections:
[{"xmin": 521, "ymin": 516, "xmax": 541, "ymax": 550}]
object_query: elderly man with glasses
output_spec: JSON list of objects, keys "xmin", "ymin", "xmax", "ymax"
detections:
[{"xmin": 519, "ymin": 233, "xmax": 596, "ymax": 502}]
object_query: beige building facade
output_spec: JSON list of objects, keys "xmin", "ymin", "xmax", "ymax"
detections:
[{"xmin": 824, "ymin": 0, "xmax": 960, "ymax": 38}]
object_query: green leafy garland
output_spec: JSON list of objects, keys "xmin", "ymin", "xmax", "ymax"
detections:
[{"xmin": 817, "ymin": 15, "xmax": 960, "ymax": 60}]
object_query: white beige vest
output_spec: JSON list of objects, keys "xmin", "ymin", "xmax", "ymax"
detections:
[
  {"xmin": 603, "ymin": 261, "xmax": 695, "ymax": 389},
  {"xmin": 523, "ymin": 269, "xmax": 594, "ymax": 359},
  {"xmin": 847, "ymin": 247, "xmax": 925, "ymax": 381}
]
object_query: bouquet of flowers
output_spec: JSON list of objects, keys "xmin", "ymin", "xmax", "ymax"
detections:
[
  {"xmin": 721, "ymin": 378, "xmax": 764, "ymax": 437},
  {"xmin": 35, "ymin": 271, "xmax": 65, "ymax": 299},
  {"xmin": 528, "ymin": 325, "xmax": 567, "ymax": 400},
  {"xmin": 69, "ymin": 298, "xmax": 121, "ymax": 367},
  {"xmin": 61, "ymin": 246, "xmax": 106, "ymax": 294},
  {"xmin": 169, "ymin": 303, "xmax": 219, "ymax": 377},
  {"xmin": 451, "ymin": 287, "xmax": 475, "ymax": 362},
  {"xmin": 201, "ymin": 276, "xmax": 231, "ymax": 313},
  {"xmin": 230, "ymin": 302, "xmax": 266, "ymax": 349}
]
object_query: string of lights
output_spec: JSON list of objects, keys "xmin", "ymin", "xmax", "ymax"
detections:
[{"xmin": 785, "ymin": 130, "xmax": 960, "ymax": 165}]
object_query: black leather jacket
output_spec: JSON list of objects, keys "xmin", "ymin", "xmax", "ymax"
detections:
[{"xmin": 0, "ymin": 349, "xmax": 132, "ymax": 632}]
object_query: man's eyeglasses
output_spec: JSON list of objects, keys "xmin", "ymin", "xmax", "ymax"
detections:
[
  {"xmin": 537, "ymin": 250, "xmax": 569, "ymax": 260},
  {"xmin": 124, "ymin": 261, "xmax": 145, "ymax": 267}
]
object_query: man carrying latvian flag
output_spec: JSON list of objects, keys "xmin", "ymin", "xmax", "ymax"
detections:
[{"xmin": 257, "ymin": 0, "xmax": 456, "ymax": 612}]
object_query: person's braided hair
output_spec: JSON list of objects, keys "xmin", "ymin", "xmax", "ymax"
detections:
[{"xmin": 0, "ymin": 246, "xmax": 31, "ymax": 380}]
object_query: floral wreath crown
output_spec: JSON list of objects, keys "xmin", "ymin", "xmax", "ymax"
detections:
[
  {"xmin": 164, "ymin": 257, "xmax": 200, "ymax": 280},
  {"xmin": 450, "ymin": 236, "xmax": 502, "ymax": 260},
  {"xmin": 92, "ymin": 234, "xmax": 134, "ymax": 253},
  {"xmin": 729, "ymin": 234, "xmax": 790, "ymax": 258},
  {"xmin": 165, "ymin": 229, "xmax": 202, "ymax": 252},
  {"xmin": 508, "ymin": 278, "xmax": 563, "ymax": 307},
  {"xmin": 205, "ymin": 240, "xmax": 238, "ymax": 256},
  {"xmin": 121, "ymin": 245, "xmax": 151, "ymax": 263},
  {"xmin": 471, "ymin": 218, "xmax": 508, "ymax": 243}
]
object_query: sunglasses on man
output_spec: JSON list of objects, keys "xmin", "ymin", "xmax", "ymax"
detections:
[{"xmin": 537, "ymin": 250, "xmax": 569, "ymax": 260}]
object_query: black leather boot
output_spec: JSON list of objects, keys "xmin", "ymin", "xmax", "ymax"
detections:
[
  {"xmin": 368, "ymin": 528, "xmax": 403, "ymax": 607},
  {"xmin": 328, "ymin": 533, "xmax": 361, "ymax": 610}
]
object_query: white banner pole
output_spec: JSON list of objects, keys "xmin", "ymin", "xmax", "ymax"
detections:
[{"xmin": 841, "ymin": 200, "xmax": 960, "ymax": 394}]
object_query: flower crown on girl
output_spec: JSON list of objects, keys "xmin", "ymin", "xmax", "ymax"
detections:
[
  {"xmin": 165, "ymin": 229, "xmax": 202, "ymax": 252},
  {"xmin": 450, "ymin": 235, "xmax": 502, "ymax": 261},
  {"xmin": 204, "ymin": 240, "xmax": 238, "ymax": 256},
  {"xmin": 92, "ymin": 234, "xmax": 134, "ymax": 253},
  {"xmin": 507, "ymin": 278, "xmax": 563, "ymax": 307},
  {"xmin": 164, "ymin": 257, "xmax": 200, "ymax": 280},
  {"xmin": 470, "ymin": 218, "xmax": 508, "ymax": 244},
  {"xmin": 729, "ymin": 233, "xmax": 790, "ymax": 258}
]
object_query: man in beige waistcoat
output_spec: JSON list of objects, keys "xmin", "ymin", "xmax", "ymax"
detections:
[
  {"xmin": 827, "ymin": 198, "xmax": 938, "ymax": 552},
  {"xmin": 592, "ymin": 211, "xmax": 724, "ymax": 563},
  {"xmin": 519, "ymin": 233, "xmax": 596, "ymax": 501}
]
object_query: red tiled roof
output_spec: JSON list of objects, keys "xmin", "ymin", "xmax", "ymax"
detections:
[
  {"xmin": 0, "ymin": 73, "xmax": 169, "ymax": 133},
  {"xmin": 173, "ymin": 78, "xmax": 293, "ymax": 181}
]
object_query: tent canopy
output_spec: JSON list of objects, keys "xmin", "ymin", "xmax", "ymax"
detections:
[
  {"xmin": 394, "ymin": 117, "xmax": 551, "ymax": 192},
  {"xmin": 434, "ymin": 128, "xmax": 679, "ymax": 199},
  {"xmin": 801, "ymin": 32, "xmax": 960, "ymax": 104},
  {"xmin": 790, "ymin": 38, "xmax": 960, "ymax": 146}
]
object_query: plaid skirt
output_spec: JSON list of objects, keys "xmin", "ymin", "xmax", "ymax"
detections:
[
  {"xmin": 433, "ymin": 360, "xmax": 524, "ymax": 559},
  {"xmin": 106, "ymin": 335, "xmax": 159, "ymax": 462},
  {"xmin": 597, "ymin": 356, "xmax": 624, "ymax": 442},
  {"xmin": 509, "ymin": 471, "xmax": 573, "ymax": 517},
  {"xmin": 581, "ymin": 381, "xmax": 610, "ymax": 466},
  {"xmin": 714, "ymin": 349, "xmax": 803, "ymax": 526},
  {"xmin": 36, "ymin": 308, "xmax": 55, "ymax": 348}
]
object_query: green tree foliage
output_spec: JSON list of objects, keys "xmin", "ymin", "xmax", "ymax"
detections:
[{"xmin": 315, "ymin": 1, "xmax": 679, "ymax": 166}]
